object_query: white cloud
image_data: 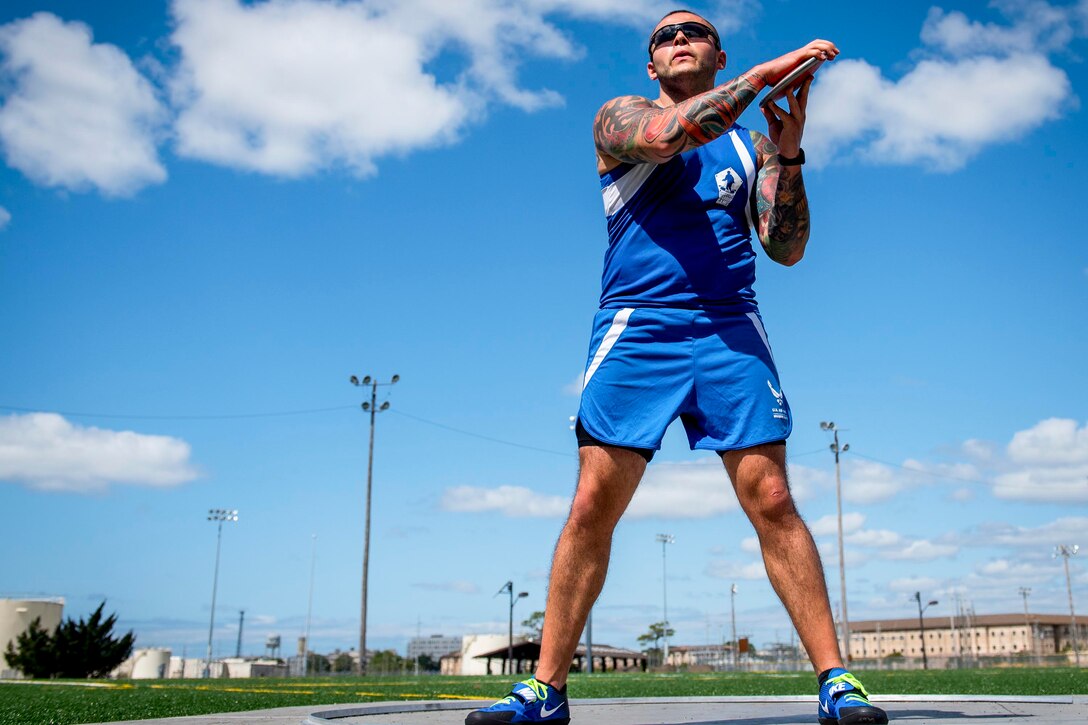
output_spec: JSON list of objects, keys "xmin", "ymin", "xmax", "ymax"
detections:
[
  {"xmin": 889, "ymin": 576, "xmax": 941, "ymax": 593},
  {"xmin": 167, "ymin": 0, "xmax": 671, "ymax": 178},
  {"xmin": 0, "ymin": 206, "xmax": 9, "ymax": 230},
  {"xmin": 993, "ymin": 419, "xmax": 1088, "ymax": 503},
  {"xmin": 0, "ymin": 413, "xmax": 198, "ymax": 493},
  {"xmin": 882, "ymin": 539, "xmax": 958, "ymax": 561},
  {"xmin": 412, "ymin": 580, "xmax": 480, "ymax": 594},
  {"xmin": 959, "ymin": 516, "xmax": 1088, "ymax": 549},
  {"xmin": 846, "ymin": 528, "xmax": 902, "ymax": 548},
  {"xmin": 810, "ymin": 512, "xmax": 865, "ymax": 537},
  {"xmin": 0, "ymin": 13, "xmax": 167, "ymax": 196},
  {"xmin": 627, "ymin": 458, "xmax": 738, "ymax": 519},
  {"xmin": 705, "ymin": 559, "xmax": 767, "ymax": 581},
  {"xmin": 843, "ymin": 459, "xmax": 908, "ymax": 504},
  {"xmin": 806, "ymin": 1, "xmax": 1077, "ymax": 171},
  {"xmin": 740, "ymin": 536, "xmax": 760, "ymax": 554},
  {"xmin": 440, "ymin": 484, "xmax": 569, "ymax": 517}
]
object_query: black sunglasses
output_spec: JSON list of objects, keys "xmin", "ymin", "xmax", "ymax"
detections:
[{"xmin": 648, "ymin": 21, "xmax": 720, "ymax": 55}]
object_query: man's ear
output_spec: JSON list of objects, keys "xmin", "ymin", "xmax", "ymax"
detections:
[
  {"xmin": 647, "ymin": 59, "xmax": 659, "ymax": 81},
  {"xmin": 718, "ymin": 50, "xmax": 727, "ymax": 71}
]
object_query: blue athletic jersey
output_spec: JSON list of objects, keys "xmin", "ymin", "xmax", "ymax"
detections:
[{"xmin": 598, "ymin": 124, "xmax": 759, "ymax": 310}]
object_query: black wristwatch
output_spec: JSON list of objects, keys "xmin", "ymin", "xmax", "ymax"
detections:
[{"xmin": 779, "ymin": 148, "xmax": 805, "ymax": 166}]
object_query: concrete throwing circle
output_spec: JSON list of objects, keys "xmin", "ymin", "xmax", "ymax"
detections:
[{"xmin": 305, "ymin": 695, "xmax": 1088, "ymax": 725}]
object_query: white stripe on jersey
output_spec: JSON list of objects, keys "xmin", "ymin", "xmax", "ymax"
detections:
[
  {"xmin": 728, "ymin": 130, "xmax": 756, "ymax": 230},
  {"xmin": 582, "ymin": 308, "xmax": 635, "ymax": 390},
  {"xmin": 602, "ymin": 163, "xmax": 657, "ymax": 217}
]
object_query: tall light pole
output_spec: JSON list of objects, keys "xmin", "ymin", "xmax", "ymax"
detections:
[
  {"xmin": 913, "ymin": 592, "xmax": 938, "ymax": 670},
  {"xmin": 1054, "ymin": 544, "xmax": 1080, "ymax": 666},
  {"xmin": 820, "ymin": 421, "xmax": 851, "ymax": 662},
  {"xmin": 205, "ymin": 509, "xmax": 238, "ymax": 678},
  {"xmin": 1019, "ymin": 587, "xmax": 1033, "ymax": 658},
  {"xmin": 304, "ymin": 534, "xmax": 317, "ymax": 676},
  {"xmin": 730, "ymin": 582, "xmax": 738, "ymax": 669},
  {"xmin": 496, "ymin": 581, "xmax": 528, "ymax": 675},
  {"xmin": 656, "ymin": 533, "xmax": 675, "ymax": 665},
  {"xmin": 349, "ymin": 373, "xmax": 399, "ymax": 675}
]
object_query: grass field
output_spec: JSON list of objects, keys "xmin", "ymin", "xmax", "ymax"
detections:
[{"xmin": 2, "ymin": 668, "xmax": 1086, "ymax": 725}]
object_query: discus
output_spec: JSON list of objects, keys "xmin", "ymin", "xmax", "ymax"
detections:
[{"xmin": 759, "ymin": 57, "xmax": 823, "ymax": 108}]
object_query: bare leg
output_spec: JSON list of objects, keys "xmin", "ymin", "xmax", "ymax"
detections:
[
  {"xmin": 722, "ymin": 443, "xmax": 844, "ymax": 674},
  {"xmin": 534, "ymin": 445, "xmax": 646, "ymax": 688}
]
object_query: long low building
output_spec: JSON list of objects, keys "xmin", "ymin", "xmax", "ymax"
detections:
[{"xmin": 839, "ymin": 613, "xmax": 1088, "ymax": 663}]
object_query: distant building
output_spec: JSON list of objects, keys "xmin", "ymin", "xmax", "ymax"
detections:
[
  {"xmin": 169, "ymin": 656, "xmax": 288, "ymax": 678},
  {"xmin": 407, "ymin": 634, "xmax": 462, "ymax": 662},
  {"xmin": 439, "ymin": 635, "xmax": 646, "ymax": 675},
  {"xmin": 1, "ymin": 598, "xmax": 65, "ymax": 678},
  {"xmin": 807, "ymin": 613, "xmax": 1088, "ymax": 665}
]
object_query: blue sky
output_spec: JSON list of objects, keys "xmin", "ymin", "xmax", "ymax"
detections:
[{"xmin": 1, "ymin": 0, "xmax": 1087, "ymax": 662}]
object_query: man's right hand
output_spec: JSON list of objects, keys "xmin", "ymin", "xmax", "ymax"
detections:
[{"xmin": 756, "ymin": 40, "xmax": 839, "ymax": 86}]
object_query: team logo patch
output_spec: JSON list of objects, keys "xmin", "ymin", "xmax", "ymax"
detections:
[
  {"xmin": 767, "ymin": 380, "xmax": 788, "ymax": 421},
  {"xmin": 715, "ymin": 166, "xmax": 743, "ymax": 206}
]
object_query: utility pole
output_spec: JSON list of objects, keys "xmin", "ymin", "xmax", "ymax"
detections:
[
  {"xmin": 730, "ymin": 583, "xmax": 738, "ymax": 669},
  {"xmin": 236, "ymin": 610, "xmax": 244, "ymax": 658},
  {"xmin": 1019, "ymin": 587, "xmax": 1033, "ymax": 659},
  {"xmin": 349, "ymin": 373, "xmax": 400, "ymax": 675},
  {"xmin": 820, "ymin": 422, "xmax": 851, "ymax": 662},
  {"xmin": 304, "ymin": 534, "xmax": 316, "ymax": 675},
  {"xmin": 205, "ymin": 509, "xmax": 238, "ymax": 678},
  {"xmin": 656, "ymin": 533, "xmax": 675, "ymax": 666},
  {"xmin": 1054, "ymin": 545, "xmax": 1081, "ymax": 666}
]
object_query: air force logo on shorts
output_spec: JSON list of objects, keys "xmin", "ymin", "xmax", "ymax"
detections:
[{"xmin": 715, "ymin": 166, "xmax": 743, "ymax": 206}]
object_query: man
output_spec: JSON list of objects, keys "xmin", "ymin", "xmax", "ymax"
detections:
[{"xmin": 468, "ymin": 10, "xmax": 887, "ymax": 725}]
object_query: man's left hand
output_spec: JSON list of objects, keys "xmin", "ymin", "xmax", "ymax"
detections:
[{"xmin": 761, "ymin": 75, "xmax": 811, "ymax": 159}]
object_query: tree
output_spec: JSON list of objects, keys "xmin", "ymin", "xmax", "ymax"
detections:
[
  {"xmin": 369, "ymin": 649, "xmax": 406, "ymax": 674},
  {"xmin": 332, "ymin": 652, "xmax": 354, "ymax": 672},
  {"xmin": 4, "ymin": 602, "xmax": 134, "ymax": 679},
  {"xmin": 521, "ymin": 611, "xmax": 545, "ymax": 640},
  {"xmin": 4, "ymin": 617, "xmax": 56, "ymax": 679},
  {"xmin": 416, "ymin": 653, "xmax": 440, "ymax": 673},
  {"xmin": 637, "ymin": 622, "xmax": 674, "ymax": 667},
  {"xmin": 306, "ymin": 652, "xmax": 331, "ymax": 674}
]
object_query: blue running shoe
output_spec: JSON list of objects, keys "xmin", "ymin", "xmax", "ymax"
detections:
[
  {"xmin": 465, "ymin": 677, "xmax": 569, "ymax": 724},
  {"xmin": 818, "ymin": 669, "xmax": 887, "ymax": 725}
]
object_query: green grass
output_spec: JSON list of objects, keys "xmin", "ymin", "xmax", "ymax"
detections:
[{"xmin": 2, "ymin": 668, "xmax": 1086, "ymax": 725}]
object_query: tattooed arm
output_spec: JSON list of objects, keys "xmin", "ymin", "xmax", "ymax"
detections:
[
  {"xmin": 593, "ymin": 71, "xmax": 768, "ymax": 166},
  {"xmin": 594, "ymin": 40, "xmax": 839, "ymax": 171},
  {"xmin": 750, "ymin": 130, "xmax": 809, "ymax": 266}
]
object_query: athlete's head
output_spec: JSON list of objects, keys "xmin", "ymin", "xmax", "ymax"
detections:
[{"xmin": 646, "ymin": 10, "xmax": 725, "ymax": 95}]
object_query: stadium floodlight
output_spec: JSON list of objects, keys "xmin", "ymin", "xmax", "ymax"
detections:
[
  {"xmin": 913, "ymin": 592, "xmax": 938, "ymax": 670},
  {"xmin": 349, "ymin": 373, "xmax": 401, "ymax": 674},
  {"xmin": 205, "ymin": 509, "xmax": 238, "ymax": 678},
  {"xmin": 820, "ymin": 421, "xmax": 851, "ymax": 662},
  {"xmin": 656, "ymin": 533, "xmax": 675, "ymax": 665},
  {"xmin": 1054, "ymin": 545, "xmax": 1081, "ymax": 667}
]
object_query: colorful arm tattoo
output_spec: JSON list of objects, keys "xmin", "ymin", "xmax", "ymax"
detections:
[
  {"xmin": 594, "ymin": 71, "xmax": 767, "ymax": 164},
  {"xmin": 750, "ymin": 131, "xmax": 810, "ymax": 265}
]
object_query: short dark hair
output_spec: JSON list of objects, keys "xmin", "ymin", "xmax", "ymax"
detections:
[
  {"xmin": 649, "ymin": 9, "xmax": 721, "ymax": 55},
  {"xmin": 655, "ymin": 8, "xmax": 719, "ymax": 40}
]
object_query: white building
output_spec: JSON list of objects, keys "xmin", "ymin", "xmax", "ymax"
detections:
[
  {"xmin": 407, "ymin": 634, "xmax": 462, "ymax": 662},
  {"xmin": 1, "ymin": 598, "xmax": 65, "ymax": 678}
]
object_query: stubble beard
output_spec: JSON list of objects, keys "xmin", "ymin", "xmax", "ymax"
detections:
[{"xmin": 655, "ymin": 58, "xmax": 718, "ymax": 102}]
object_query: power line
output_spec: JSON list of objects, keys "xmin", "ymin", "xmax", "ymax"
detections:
[
  {"xmin": 0, "ymin": 403, "xmax": 357, "ymax": 421},
  {"xmin": 849, "ymin": 451, "xmax": 990, "ymax": 485},
  {"xmin": 388, "ymin": 409, "xmax": 576, "ymax": 459}
]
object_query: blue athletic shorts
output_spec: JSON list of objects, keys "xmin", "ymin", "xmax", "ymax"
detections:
[{"xmin": 577, "ymin": 307, "xmax": 792, "ymax": 453}]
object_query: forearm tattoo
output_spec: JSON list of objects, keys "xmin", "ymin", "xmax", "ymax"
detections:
[
  {"xmin": 594, "ymin": 72, "xmax": 766, "ymax": 164},
  {"xmin": 751, "ymin": 132, "xmax": 810, "ymax": 264}
]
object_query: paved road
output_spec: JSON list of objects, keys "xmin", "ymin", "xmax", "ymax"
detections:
[{"xmin": 91, "ymin": 695, "xmax": 1088, "ymax": 725}]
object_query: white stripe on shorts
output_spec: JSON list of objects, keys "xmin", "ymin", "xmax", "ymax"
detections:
[
  {"xmin": 582, "ymin": 308, "xmax": 635, "ymax": 390},
  {"xmin": 745, "ymin": 311, "xmax": 776, "ymax": 365}
]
